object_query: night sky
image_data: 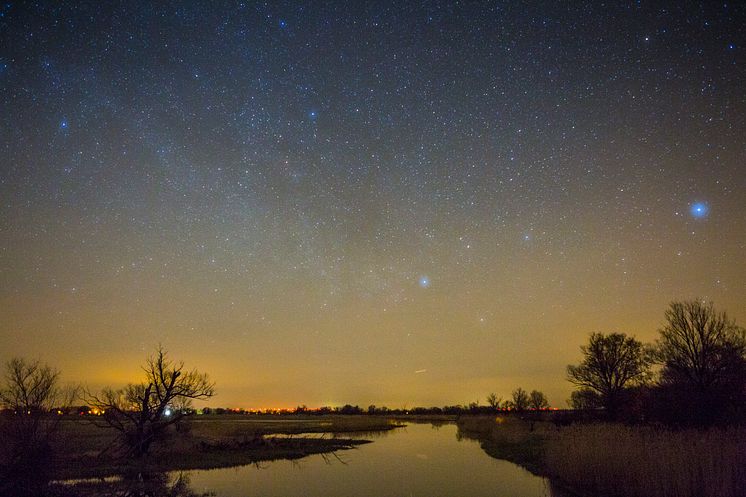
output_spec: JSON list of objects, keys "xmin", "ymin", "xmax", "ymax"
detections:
[{"xmin": 1, "ymin": 1, "xmax": 745, "ymax": 408}]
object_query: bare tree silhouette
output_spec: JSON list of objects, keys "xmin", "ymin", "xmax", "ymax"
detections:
[
  {"xmin": 87, "ymin": 346, "xmax": 214, "ymax": 458},
  {"xmin": 654, "ymin": 300, "xmax": 746, "ymax": 424},
  {"xmin": 567, "ymin": 333, "xmax": 651, "ymax": 418},
  {"xmin": 528, "ymin": 390, "xmax": 549, "ymax": 410},
  {"xmin": 486, "ymin": 393, "xmax": 503, "ymax": 410},
  {"xmin": 508, "ymin": 387, "xmax": 530, "ymax": 412},
  {"xmin": 0, "ymin": 358, "xmax": 76, "ymax": 495}
]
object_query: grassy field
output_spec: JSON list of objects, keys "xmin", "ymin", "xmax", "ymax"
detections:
[
  {"xmin": 39, "ymin": 415, "xmax": 403, "ymax": 479},
  {"xmin": 457, "ymin": 415, "xmax": 746, "ymax": 497}
]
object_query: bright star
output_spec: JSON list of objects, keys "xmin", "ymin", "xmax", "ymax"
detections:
[
  {"xmin": 279, "ymin": 19, "xmax": 287, "ymax": 28},
  {"xmin": 419, "ymin": 276, "xmax": 430, "ymax": 288},
  {"xmin": 60, "ymin": 119, "xmax": 68, "ymax": 129},
  {"xmin": 690, "ymin": 202, "xmax": 708, "ymax": 218}
]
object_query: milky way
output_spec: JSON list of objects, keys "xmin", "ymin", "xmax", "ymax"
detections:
[{"xmin": 1, "ymin": 2, "xmax": 744, "ymax": 407}]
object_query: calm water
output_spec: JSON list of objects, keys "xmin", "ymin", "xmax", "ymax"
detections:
[{"xmin": 180, "ymin": 422, "xmax": 563, "ymax": 497}]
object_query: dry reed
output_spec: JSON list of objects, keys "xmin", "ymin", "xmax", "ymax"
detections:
[{"xmin": 544, "ymin": 423, "xmax": 746, "ymax": 497}]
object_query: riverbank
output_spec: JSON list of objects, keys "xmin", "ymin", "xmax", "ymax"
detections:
[
  {"xmin": 456, "ymin": 415, "xmax": 746, "ymax": 497},
  {"xmin": 54, "ymin": 434, "xmax": 373, "ymax": 480},
  {"xmin": 33, "ymin": 415, "xmax": 403, "ymax": 480},
  {"xmin": 457, "ymin": 415, "xmax": 547, "ymax": 475}
]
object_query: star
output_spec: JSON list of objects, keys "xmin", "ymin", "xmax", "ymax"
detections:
[
  {"xmin": 418, "ymin": 276, "xmax": 430, "ymax": 288},
  {"xmin": 689, "ymin": 202, "xmax": 709, "ymax": 219}
]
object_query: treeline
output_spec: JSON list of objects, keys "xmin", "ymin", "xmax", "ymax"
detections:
[
  {"xmin": 197, "ymin": 402, "xmax": 546, "ymax": 417},
  {"xmin": 565, "ymin": 300, "xmax": 746, "ymax": 426}
]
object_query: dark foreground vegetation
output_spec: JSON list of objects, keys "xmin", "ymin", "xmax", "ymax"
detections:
[
  {"xmin": 1, "ymin": 414, "xmax": 401, "ymax": 496},
  {"xmin": 457, "ymin": 414, "xmax": 746, "ymax": 497},
  {"xmin": 564, "ymin": 300, "xmax": 746, "ymax": 427},
  {"xmin": 49, "ymin": 415, "xmax": 398, "ymax": 479}
]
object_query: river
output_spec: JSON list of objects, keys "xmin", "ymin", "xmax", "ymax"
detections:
[{"xmin": 178, "ymin": 422, "xmax": 566, "ymax": 497}]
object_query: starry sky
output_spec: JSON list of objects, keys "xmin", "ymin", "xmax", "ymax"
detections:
[{"xmin": 1, "ymin": 1, "xmax": 745, "ymax": 409}]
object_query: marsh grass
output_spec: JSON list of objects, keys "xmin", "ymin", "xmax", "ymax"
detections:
[
  {"xmin": 544, "ymin": 423, "xmax": 746, "ymax": 497},
  {"xmin": 457, "ymin": 415, "xmax": 746, "ymax": 497}
]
